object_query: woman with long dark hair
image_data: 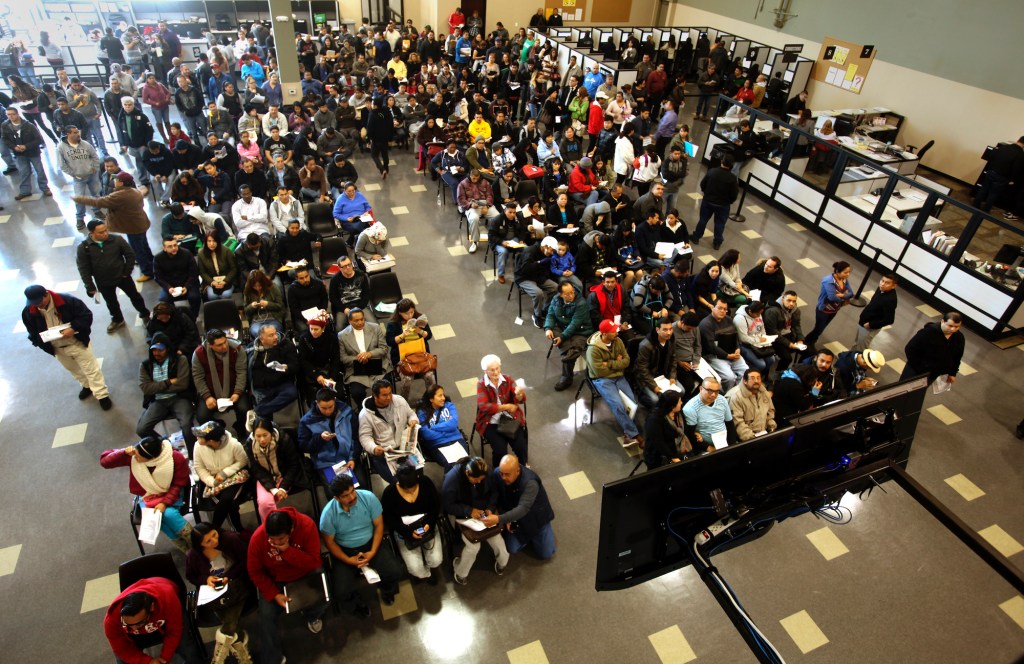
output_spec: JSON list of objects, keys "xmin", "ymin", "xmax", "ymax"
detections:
[
  {"xmin": 804, "ymin": 260, "xmax": 853, "ymax": 347},
  {"xmin": 643, "ymin": 390, "xmax": 693, "ymax": 469},
  {"xmin": 197, "ymin": 232, "xmax": 238, "ymax": 300},
  {"xmin": 7, "ymin": 74, "xmax": 56, "ymax": 141},
  {"xmin": 416, "ymin": 384, "xmax": 470, "ymax": 470},
  {"xmin": 386, "ymin": 298, "xmax": 436, "ymax": 400},
  {"xmin": 243, "ymin": 270, "xmax": 285, "ymax": 338}
]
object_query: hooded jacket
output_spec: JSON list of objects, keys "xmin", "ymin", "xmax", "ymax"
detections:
[
  {"xmin": 103, "ymin": 577, "xmax": 185, "ymax": 664},
  {"xmin": 417, "ymin": 401, "xmax": 463, "ymax": 448},
  {"xmin": 139, "ymin": 342, "xmax": 191, "ymax": 408},
  {"xmin": 358, "ymin": 393, "xmax": 417, "ymax": 454},
  {"xmin": 763, "ymin": 296, "xmax": 804, "ymax": 341},
  {"xmin": 193, "ymin": 430, "xmax": 249, "ymax": 488},
  {"xmin": 57, "ymin": 135, "xmax": 100, "ymax": 179},
  {"xmin": 586, "ymin": 331, "xmax": 630, "ymax": 379},
  {"xmin": 733, "ymin": 305, "xmax": 770, "ymax": 347},
  {"xmin": 247, "ymin": 506, "xmax": 323, "ymax": 601}
]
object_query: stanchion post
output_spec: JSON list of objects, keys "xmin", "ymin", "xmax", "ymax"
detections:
[
  {"xmin": 728, "ymin": 172, "xmax": 752, "ymax": 223},
  {"xmin": 849, "ymin": 246, "xmax": 882, "ymax": 308}
]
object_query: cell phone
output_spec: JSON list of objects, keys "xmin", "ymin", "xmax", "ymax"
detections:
[{"xmin": 414, "ymin": 527, "xmax": 426, "ymax": 536}]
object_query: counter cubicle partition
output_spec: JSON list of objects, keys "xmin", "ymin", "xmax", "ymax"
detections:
[{"xmin": 702, "ymin": 95, "xmax": 1024, "ymax": 338}]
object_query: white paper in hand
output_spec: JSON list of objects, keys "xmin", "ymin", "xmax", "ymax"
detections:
[
  {"xmin": 931, "ymin": 375, "xmax": 952, "ymax": 394},
  {"xmin": 455, "ymin": 518, "xmax": 487, "ymax": 531},
  {"xmin": 710, "ymin": 430, "xmax": 729, "ymax": 450},
  {"xmin": 618, "ymin": 389, "xmax": 638, "ymax": 419},
  {"xmin": 748, "ymin": 289, "xmax": 761, "ymax": 301},
  {"xmin": 138, "ymin": 507, "xmax": 162, "ymax": 545},
  {"xmin": 216, "ymin": 398, "xmax": 233, "ymax": 412},
  {"xmin": 438, "ymin": 443, "xmax": 469, "ymax": 465},
  {"xmin": 401, "ymin": 513, "xmax": 426, "ymax": 525},
  {"xmin": 197, "ymin": 583, "xmax": 228, "ymax": 606},
  {"xmin": 361, "ymin": 566, "xmax": 381, "ymax": 584}
]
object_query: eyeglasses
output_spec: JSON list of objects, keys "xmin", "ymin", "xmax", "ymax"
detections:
[{"xmin": 701, "ymin": 387, "xmax": 720, "ymax": 394}]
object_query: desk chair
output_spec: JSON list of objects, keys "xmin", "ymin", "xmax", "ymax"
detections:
[
  {"xmin": 118, "ymin": 553, "xmax": 208, "ymax": 658},
  {"xmin": 202, "ymin": 299, "xmax": 245, "ymax": 341},
  {"xmin": 318, "ymin": 237, "xmax": 351, "ymax": 277},
  {"xmin": 906, "ymin": 139, "xmax": 934, "ymax": 161},
  {"xmin": 307, "ymin": 202, "xmax": 339, "ymax": 239}
]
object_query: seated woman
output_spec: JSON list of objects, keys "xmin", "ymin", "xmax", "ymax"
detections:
[
  {"xmin": 692, "ymin": 260, "xmax": 721, "ymax": 318},
  {"xmin": 100, "ymin": 436, "xmax": 193, "ymax": 552},
  {"xmin": 515, "ymin": 196, "xmax": 547, "ymax": 246},
  {"xmin": 197, "ymin": 232, "xmax": 238, "ymax": 301},
  {"xmin": 332, "ymin": 181, "xmax": 373, "ymax": 237},
  {"xmin": 246, "ymin": 417, "xmax": 307, "ymax": 522},
  {"xmin": 192, "ymin": 419, "xmax": 251, "ymax": 530},
  {"xmin": 643, "ymin": 391, "xmax": 692, "ymax": 470},
  {"xmin": 545, "ymin": 192, "xmax": 581, "ymax": 231},
  {"xmin": 610, "ymin": 221, "xmax": 644, "ymax": 291},
  {"xmin": 416, "ymin": 385, "xmax": 471, "ymax": 471},
  {"xmin": 381, "ymin": 464, "xmax": 443, "ymax": 584},
  {"xmin": 717, "ymin": 248, "xmax": 751, "ymax": 306},
  {"xmin": 168, "ymin": 170, "xmax": 206, "ymax": 208},
  {"xmin": 386, "ymin": 298, "xmax": 437, "ymax": 401},
  {"xmin": 184, "ymin": 523, "xmax": 254, "ymax": 661},
  {"xmin": 243, "ymin": 271, "xmax": 285, "ymax": 339},
  {"xmin": 541, "ymin": 156, "xmax": 568, "ymax": 206},
  {"xmin": 474, "ymin": 354, "xmax": 528, "ymax": 468},
  {"xmin": 297, "ymin": 316, "xmax": 341, "ymax": 400},
  {"xmin": 187, "ymin": 207, "xmax": 233, "ymax": 245},
  {"xmin": 355, "ymin": 222, "xmax": 392, "ymax": 270}
]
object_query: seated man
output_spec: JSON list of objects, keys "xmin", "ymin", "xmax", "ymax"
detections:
[
  {"xmin": 137, "ymin": 332, "xmax": 197, "ymax": 455},
  {"xmin": 104, "ymin": 577, "xmax": 203, "ymax": 664},
  {"xmin": 269, "ymin": 185, "xmax": 306, "ymax": 234},
  {"xmin": 235, "ymin": 233, "xmax": 276, "ymax": 287},
  {"xmin": 287, "ymin": 265, "xmax": 329, "ymax": 333},
  {"xmin": 249, "ymin": 323, "xmax": 300, "ymax": 419},
  {"xmin": 154, "ymin": 237, "xmax": 201, "ymax": 318},
  {"xmin": 146, "ymin": 300, "xmax": 201, "ymax": 358},
  {"xmin": 432, "ymin": 140, "xmax": 467, "ymax": 205},
  {"xmin": 682, "ymin": 377, "xmax": 737, "ymax": 454},
  {"xmin": 339, "ymin": 308, "xmax": 392, "ymax": 408},
  {"xmin": 743, "ymin": 255, "xmax": 786, "ymax": 305},
  {"xmin": 276, "ymin": 220, "xmax": 320, "ymax": 284},
  {"xmin": 456, "ymin": 168, "xmax": 498, "ymax": 254},
  {"xmin": 630, "ymin": 273, "xmax": 674, "ymax": 337},
  {"xmin": 763, "ymin": 290, "xmax": 806, "ymax": 372},
  {"xmin": 699, "ymin": 299, "xmax": 749, "ymax": 391},
  {"xmin": 585, "ymin": 320, "xmax": 643, "ymax": 447},
  {"xmin": 320, "ymin": 474, "xmax": 405, "ymax": 613},
  {"xmin": 635, "ymin": 316, "xmax": 678, "ymax": 408},
  {"xmin": 357, "ymin": 379, "xmax": 422, "ymax": 483},
  {"xmin": 514, "ymin": 236, "xmax": 559, "ymax": 329},
  {"xmin": 196, "ymin": 160, "xmax": 233, "ymax": 215},
  {"xmin": 733, "ymin": 300, "xmax": 777, "ymax": 377},
  {"xmin": 495, "ymin": 454, "xmax": 556, "ymax": 560},
  {"xmin": 725, "ymin": 369, "xmax": 776, "ymax": 442},
  {"xmin": 298, "ymin": 387, "xmax": 357, "ymax": 482},
  {"xmin": 231, "ymin": 184, "xmax": 271, "ymax": 243},
  {"xmin": 193, "ymin": 328, "xmax": 250, "ymax": 439},
  {"xmin": 328, "ymin": 255, "xmax": 371, "ymax": 328},
  {"xmin": 673, "ymin": 311, "xmax": 704, "ymax": 396},
  {"xmin": 801, "ymin": 348, "xmax": 844, "ymax": 405},
  {"xmin": 247, "ymin": 508, "xmax": 328, "ymax": 664},
  {"xmin": 443, "ymin": 456, "xmax": 510, "ymax": 585},
  {"xmin": 489, "ymin": 204, "xmax": 523, "ymax": 285},
  {"xmin": 587, "ymin": 270, "xmax": 632, "ymax": 333},
  {"xmin": 834, "ymin": 348, "xmax": 885, "ymax": 396},
  {"xmin": 544, "ymin": 280, "xmax": 594, "ymax": 392}
]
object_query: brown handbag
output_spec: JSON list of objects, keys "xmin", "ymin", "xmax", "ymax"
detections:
[{"xmin": 397, "ymin": 351, "xmax": 438, "ymax": 376}]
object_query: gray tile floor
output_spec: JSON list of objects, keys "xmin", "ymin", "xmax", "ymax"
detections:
[{"xmin": 1, "ymin": 112, "xmax": 1023, "ymax": 663}]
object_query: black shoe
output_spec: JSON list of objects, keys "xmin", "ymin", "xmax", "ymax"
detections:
[
  {"xmin": 42, "ymin": 189, "xmax": 53, "ymax": 197},
  {"xmin": 78, "ymin": 387, "xmax": 93, "ymax": 400},
  {"xmin": 107, "ymin": 319, "xmax": 126, "ymax": 332},
  {"xmin": 690, "ymin": 237, "xmax": 700, "ymax": 245},
  {"xmin": 3, "ymin": 167, "xmax": 17, "ymax": 175},
  {"xmin": 76, "ymin": 219, "xmax": 86, "ymax": 229},
  {"xmin": 426, "ymin": 568, "xmax": 439, "ymax": 585},
  {"xmin": 352, "ymin": 603, "xmax": 371, "ymax": 619},
  {"xmin": 712, "ymin": 242, "xmax": 722, "ymax": 250},
  {"xmin": 532, "ymin": 315, "xmax": 543, "ymax": 329},
  {"xmin": 381, "ymin": 593, "xmax": 395, "ymax": 606},
  {"xmin": 1016, "ymin": 421, "xmax": 1024, "ymax": 440},
  {"xmin": 99, "ymin": 397, "xmax": 113, "ymax": 410},
  {"xmin": 554, "ymin": 375, "xmax": 573, "ymax": 391}
]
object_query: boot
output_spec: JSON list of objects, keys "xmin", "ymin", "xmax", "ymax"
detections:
[
  {"xmin": 210, "ymin": 629, "xmax": 237, "ymax": 664},
  {"xmin": 554, "ymin": 361, "xmax": 574, "ymax": 391},
  {"xmin": 171, "ymin": 522, "xmax": 193, "ymax": 554},
  {"xmin": 230, "ymin": 631, "xmax": 253, "ymax": 664}
]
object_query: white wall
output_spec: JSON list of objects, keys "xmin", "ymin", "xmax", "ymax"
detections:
[
  {"xmin": 486, "ymin": 1, "xmax": 660, "ymax": 33},
  {"xmin": 665, "ymin": 4, "xmax": 1024, "ymax": 183}
]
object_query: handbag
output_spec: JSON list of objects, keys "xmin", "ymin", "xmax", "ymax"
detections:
[
  {"xmin": 398, "ymin": 351, "xmax": 438, "ymax": 376},
  {"xmin": 398, "ymin": 337, "xmax": 426, "ymax": 360},
  {"xmin": 459, "ymin": 522, "xmax": 502, "ymax": 543},
  {"xmin": 496, "ymin": 412, "xmax": 522, "ymax": 438},
  {"xmin": 745, "ymin": 343, "xmax": 777, "ymax": 359},
  {"xmin": 203, "ymin": 469, "xmax": 250, "ymax": 498},
  {"xmin": 403, "ymin": 527, "xmax": 437, "ymax": 550}
]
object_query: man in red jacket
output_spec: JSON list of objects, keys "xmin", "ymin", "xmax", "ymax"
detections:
[
  {"xmin": 568, "ymin": 156, "xmax": 602, "ymax": 207},
  {"xmin": 247, "ymin": 507, "xmax": 327, "ymax": 664},
  {"xmin": 103, "ymin": 577, "xmax": 203, "ymax": 664}
]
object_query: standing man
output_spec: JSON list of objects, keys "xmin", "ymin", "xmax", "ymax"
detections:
[
  {"xmin": 116, "ymin": 97, "xmax": 154, "ymax": 183},
  {"xmin": 2, "ymin": 107, "xmax": 51, "ymax": 200},
  {"xmin": 852, "ymin": 273, "xmax": 899, "ymax": 352},
  {"xmin": 973, "ymin": 136, "xmax": 1023, "ymax": 217},
  {"xmin": 72, "ymin": 171, "xmax": 155, "ymax": 283},
  {"xmin": 57, "ymin": 125, "xmax": 103, "ymax": 228},
  {"xmin": 900, "ymin": 311, "xmax": 965, "ymax": 386},
  {"xmin": 692, "ymin": 154, "xmax": 739, "ymax": 250},
  {"xmin": 67, "ymin": 78, "xmax": 108, "ymax": 155},
  {"xmin": 174, "ymin": 74, "xmax": 207, "ymax": 142},
  {"xmin": 495, "ymin": 455, "xmax": 556, "ymax": 560},
  {"xmin": 76, "ymin": 221, "xmax": 150, "ymax": 332},
  {"xmin": 365, "ymin": 96, "xmax": 393, "ymax": 179},
  {"xmin": 22, "ymin": 285, "xmax": 112, "ymax": 409},
  {"xmin": 320, "ymin": 474, "xmax": 405, "ymax": 614},
  {"xmin": 103, "ymin": 577, "xmax": 203, "ymax": 664}
]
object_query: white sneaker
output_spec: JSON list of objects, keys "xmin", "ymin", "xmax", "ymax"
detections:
[
  {"xmin": 469, "ymin": 242, "xmax": 478, "ymax": 253},
  {"xmin": 453, "ymin": 557, "xmax": 468, "ymax": 585}
]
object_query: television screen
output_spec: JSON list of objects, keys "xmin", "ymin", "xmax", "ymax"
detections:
[{"xmin": 783, "ymin": 69, "xmax": 795, "ymax": 83}]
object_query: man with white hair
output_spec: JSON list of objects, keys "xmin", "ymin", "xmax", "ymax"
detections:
[{"xmin": 116, "ymin": 97, "xmax": 154, "ymax": 184}]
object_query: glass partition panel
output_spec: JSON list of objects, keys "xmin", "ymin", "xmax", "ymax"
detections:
[
  {"xmin": 957, "ymin": 218, "xmax": 1024, "ymax": 291},
  {"xmin": 834, "ymin": 151, "xmax": 891, "ymax": 201}
]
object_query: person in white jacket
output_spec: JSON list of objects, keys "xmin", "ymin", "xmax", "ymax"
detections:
[
  {"xmin": 192, "ymin": 419, "xmax": 251, "ymax": 529},
  {"xmin": 358, "ymin": 378, "xmax": 422, "ymax": 484},
  {"xmin": 268, "ymin": 186, "xmax": 305, "ymax": 233},
  {"xmin": 613, "ymin": 125, "xmax": 636, "ymax": 185},
  {"xmin": 733, "ymin": 300, "xmax": 777, "ymax": 377},
  {"xmin": 230, "ymin": 184, "xmax": 270, "ymax": 240}
]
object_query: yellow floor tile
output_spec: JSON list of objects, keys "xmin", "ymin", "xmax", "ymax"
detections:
[
  {"xmin": 390, "ymin": 236, "xmax": 409, "ymax": 247},
  {"xmin": 927, "ymin": 404, "xmax": 962, "ymax": 425},
  {"xmin": 432, "ymin": 323, "xmax": 455, "ymax": 340},
  {"xmin": 481, "ymin": 269, "xmax": 496, "ymax": 283},
  {"xmin": 944, "ymin": 474, "xmax": 985, "ymax": 501},
  {"xmin": 741, "ymin": 229, "xmax": 762, "ymax": 239},
  {"xmin": 507, "ymin": 640, "xmax": 550, "ymax": 664},
  {"xmin": 455, "ymin": 377, "xmax": 478, "ymax": 399},
  {"xmin": 687, "ymin": 192, "xmax": 703, "ymax": 200},
  {"xmin": 649, "ymin": 624, "xmax": 697, "ymax": 664},
  {"xmin": 363, "ymin": 183, "xmax": 381, "ymax": 191},
  {"xmin": 788, "ymin": 222, "xmax": 806, "ymax": 232},
  {"xmin": 0, "ymin": 544, "xmax": 22, "ymax": 576},
  {"xmin": 504, "ymin": 336, "xmax": 532, "ymax": 354},
  {"xmin": 916, "ymin": 303, "xmax": 941, "ymax": 317},
  {"xmin": 391, "ymin": 206, "xmax": 409, "ymax": 215},
  {"xmin": 697, "ymin": 254, "xmax": 716, "ymax": 264},
  {"xmin": 409, "ymin": 184, "xmax": 427, "ymax": 192},
  {"xmin": 796, "ymin": 296, "xmax": 807, "ymax": 308},
  {"xmin": 0, "ymin": 215, "xmax": 10, "ymax": 223},
  {"xmin": 81, "ymin": 573, "xmax": 121, "ymax": 613},
  {"xmin": 402, "ymin": 292, "xmax": 418, "ymax": 304},
  {"xmin": 746, "ymin": 205, "xmax": 765, "ymax": 214},
  {"xmin": 779, "ymin": 609, "xmax": 829, "ymax": 654},
  {"xmin": 824, "ymin": 341, "xmax": 848, "ymax": 355},
  {"xmin": 797, "ymin": 257, "xmax": 820, "ymax": 269},
  {"xmin": 43, "ymin": 216, "xmax": 64, "ymax": 225},
  {"xmin": 53, "ymin": 423, "xmax": 88, "ymax": 448},
  {"xmin": 958, "ymin": 362, "xmax": 976, "ymax": 376},
  {"xmin": 978, "ymin": 525, "xmax": 1023, "ymax": 558},
  {"xmin": 806, "ymin": 526, "xmax": 849, "ymax": 561},
  {"xmin": 379, "ymin": 579, "xmax": 418, "ymax": 620},
  {"xmin": 999, "ymin": 595, "xmax": 1024, "ymax": 631},
  {"xmin": 448, "ymin": 245, "xmax": 468, "ymax": 256},
  {"xmin": 52, "ymin": 237, "xmax": 75, "ymax": 248},
  {"xmin": 886, "ymin": 357, "xmax": 906, "ymax": 374},
  {"xmin": 784, "ymin": 274, "xmax": 794, "ymax": 285},
  {"xmin": 559, "ymin": 471, "xmax": 596, "ymax": 500}
]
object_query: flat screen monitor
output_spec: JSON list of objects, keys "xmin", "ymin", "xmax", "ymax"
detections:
[
  {"xmin": 595, "ymin": 377, "xmax": 929, "ymax": 591},
  {"xmin": 783, "ymin": 69, "xmax": 795, "ymax": 83}
]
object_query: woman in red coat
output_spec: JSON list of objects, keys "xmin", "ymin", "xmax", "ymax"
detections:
[{"xmin": 475, "ymin": 354, "xmax": 528, "ymax": 467}]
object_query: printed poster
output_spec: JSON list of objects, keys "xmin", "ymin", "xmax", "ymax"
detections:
[
  {"xmin": 844, "ymin": 64, "xmax": 858, "ymax": 81},
  {"xmin": 850, "ymin": 75, "xmax": 864, "ymax": 93},
  {"xmin": 832, "ymin": 46, "xmax": 850, "ymax": 66},
  {"xmin": 825, "ymin": 66, "xmax": 841, "ymax": 85}
]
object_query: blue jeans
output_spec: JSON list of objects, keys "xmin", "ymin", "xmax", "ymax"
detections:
[
  {"xmin": 159, "ymin": 287, "xmax": 201, "ymax": 318},
  {"xmin": 804, "ymin": 309, "xmax": 836, "ymax": 347},
  {"xmin": 441, "ymin": 172, "xmax": 464, "ymax": 205},
  {"xmin": 693, "ymin": 200, "xmax": 730, "ymax": 244},
  {"xmin": 252, "ymin": 381, "xmax": 299, "ymax": 418},
  {"xmin": 127, "ymin": 233, "xmax": 155, "ymax": 277},
  {"xmin": 206, "ymin": 284, "xmax": 234, "ymax": 300},
  {"xmin": 592, "ymin": 376, "xmax": 640, "ymax": 437},
  {"xmin": 570, "ymin": 189, "xmax": 600, "ymax": 206},
  {"xmin": 695, "ymin": 93, "xmax": 712, "ymax": 117},
  {"xmin": 181, "ymin": 114, "xmax": 207, "ymax": 142},
  {"xmin": 86, "ymin": 116, "xmax": 107, "ymax": 155},
  {"xmin": 707, "ymin": 355, "xmax": 749, "ymax": 392},
  {"xmin": 495, "ymin": 244, "xmax": 511, "ymax": 277},
  {"xmin": 257, "ymin": 572, "xmax": 328, "ymax": 664},
  {"xmin": 15, "ymin": 153, "xmax": 48, "ymax": 195},
  {"xmin": 149, "ymin": 106, "xmax": 170, "ymax": 126},
  {"xmin": 0, "ymin": 139, "xmax": 15, "ymax": 167},
  {"xmin": 740, "ymin": 346, "xmax": 777, "ymax": 377},
  {"xmin": 72, "ymin": 173, "xmax": 101, "ymax": 220},
  {"xmin": 503, "ymin": 521, "xmax": 556, "ymax": 560},
  {"xmin": 157, "ymin": 499, "xmax": 187, "ymax": 539}
]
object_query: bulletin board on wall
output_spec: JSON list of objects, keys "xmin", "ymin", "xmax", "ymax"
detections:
[
  {"xmin": 590, "ymin": 0, "xmax": 631, "ymax": 23},
  {"xmin": 545, "ymin": 0, "xmax": 589, "ymax": 23},
  {"xmin": 813, "ymin": 36, "xmax": 876, "ymax": 95}
]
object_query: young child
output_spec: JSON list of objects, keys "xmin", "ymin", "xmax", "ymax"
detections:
[{"xmin": 550, "ymin": 239, "xmax": 583, "ymax": 291}]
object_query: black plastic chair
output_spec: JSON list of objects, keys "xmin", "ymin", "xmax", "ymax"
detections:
[
  {"xmin": 201, "ymin": 299, "xmax": 244, "ymax": 339},
  {"xmin": 368, "ymin": 271, "xmax": 403, "ymax": 318},
  {"xmin": 118, "ymin": 553, "xmax": 208, "ymax": 657},
  {"xmin": 318, "ymin": 236, "xmax": 350, "ymax": 277},
  {"xmin": 190, "ymin": 477, "xmax": 261, "ymax": 530},
  {"xmin": 307, "ymin": 202, "xmax": 338, "ymax": 238},
  {"xmin": 573, "ymin": 375, "xmax": 601, "ymax": 432},
  {"xmin": 515, "ymin": 179, "xmax": 538, "ymax": 206}
]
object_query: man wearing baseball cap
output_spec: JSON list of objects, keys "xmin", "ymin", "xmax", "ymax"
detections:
[
  {"xmin": 137, "ymin": 331, "xmax": 197, "ymax": 455},
  {"xmin": 585, "ymin": 318, "xmax": 644, "ymax": 447},
  {"xmin": 21, "ymin": 284, "xmax": 113, "ymax": 410}
]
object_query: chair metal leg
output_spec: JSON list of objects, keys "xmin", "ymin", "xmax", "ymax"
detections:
[{"xmin": 628, "ymin": 458, "xmax": 646, "ymax": 477}]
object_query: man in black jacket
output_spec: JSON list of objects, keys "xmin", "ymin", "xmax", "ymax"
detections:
[
  {"xmin": 146, "ymin": 301, "xmax": 200, "ymax": 358},
  {"xmin": 365, "ymin": 96, "xmax": 393, "ymax": 178},
  {"xmin": 76, "ymin": 221, "xmax": 150, "ymax": 332},
  {"xmin": 154, "ymin": 237, "xmax": 201, "ymax": 318},
  {"xmin": 900, "ymin": 312, "xmax": 965, "ymax": 385},
  {"xmin": 249, "ymin": 324, "xmax": 300, "ymax": 419},
  {"xmin": 328, "ymin": 255, "xmax": 370, "ymax": 328},
  {"xmin": 692, "ymin": 154, "xmax": 739, "ymax": 250},
  {"xmin": 514, "ymin": 236, "xmax": 559, "ymax": 328},
  {"xmin": 853, "ymin": 274, "xmax": 898, "ymax": 352},
  {"xmin": 742, "ymin": 256, "xmax": 786, "ymax": 305},
  {"xmin": 116, "ymin": 98, "xmax": 154, "ymax": 184},
  {"xmin": 22, "ymin": 285, "xmax": 112, "ymax": 409},
  {"xmin": 974, "ymin": 137, "xmax": 1024, "ymax": 218},
  {"xmin": 141, "ymin": 140, "xmax": 175, "ymax": 200},
  {"xmin": 287, "ymin": 266, "xmax": 329, "ymax": 334},
  {"xmin": 764, "ymin": 291, "xmax": 806, "ymax": 372},
  {"xmin": 137, "ymin": 332, "xmax": 197, "ymax": 454}
]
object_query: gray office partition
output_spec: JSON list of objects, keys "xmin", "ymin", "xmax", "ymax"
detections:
[{"xmin": 700, "ymin": 96, "xmax": 1024, "ymax": 338}]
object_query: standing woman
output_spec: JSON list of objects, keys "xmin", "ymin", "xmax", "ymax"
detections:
[
  {"xmin": 612, "ymin": 123, "xmax": 636, "ymax": 186},
  {"xmin": 192, "ymin": 419, "xmax": 251, "ymax": 530},
  {"xmin": 475, "ymin": 354, "xmax": 528, "ymax": 468},
  {"xmin": 643, "ymin": 391, "xmax": 691, "ymax": 469},
  {"xmin": 804, "ymin": 260, "xmax": 853, "ymax": 347},
  {"xmin": 185, "ymin": 523, "xmax": 254, "ymax": 663},
  {"xmin": 8, "ymin": 75, "xmax": 57, "ymax": 142},
  {"xmin": 386, "ymin": 297, "xmax": 437, "ymax": 400}
]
